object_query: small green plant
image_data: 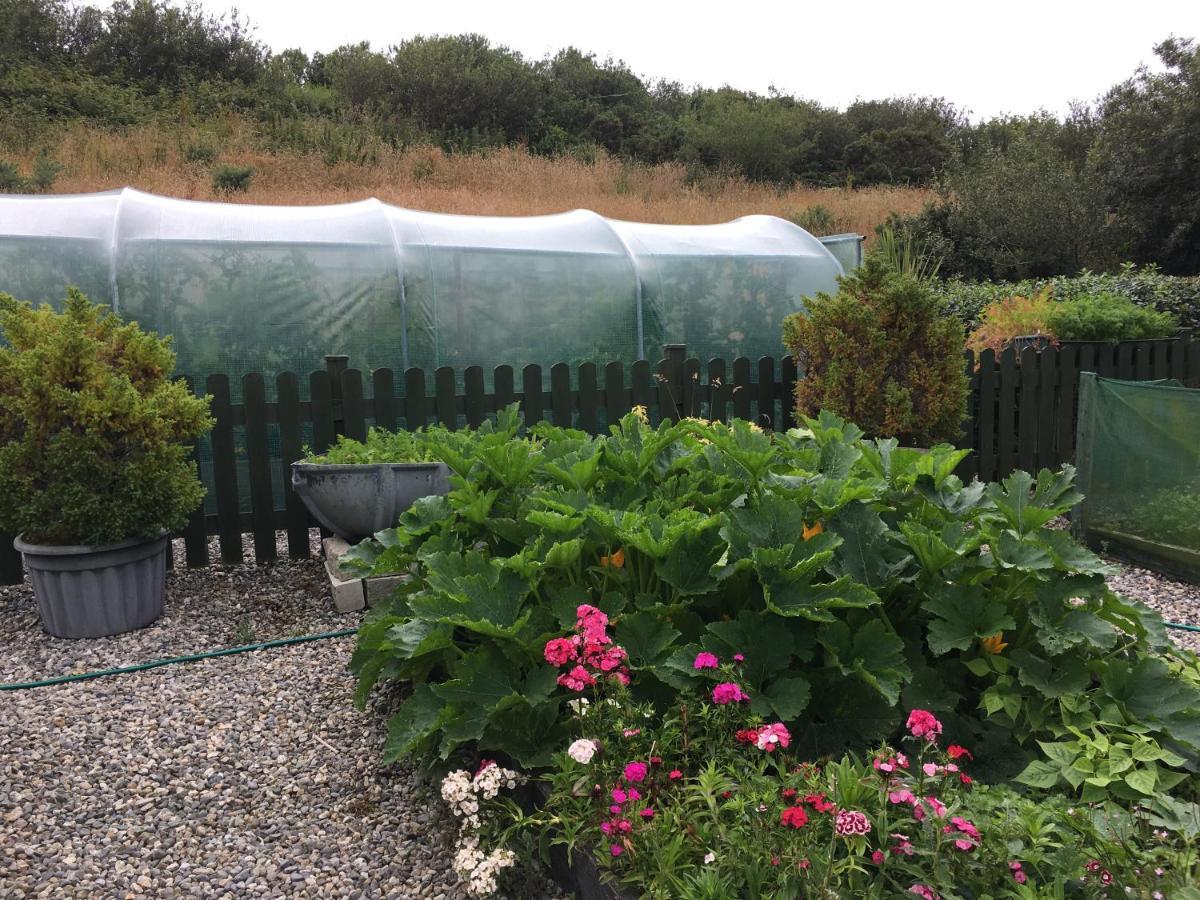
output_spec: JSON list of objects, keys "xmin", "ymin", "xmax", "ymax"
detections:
[
  {"xmin": 783, "ymin": 256, "xmax": 968, "ymax": 445},
  {"xmin": 0, "ymin": 159, "xmax": 23, "ymax": 193},
  {"xmin": 233, "ymin": 616, "xmax": 257, "ymax": 645},
  {"xmin": 0, "ymin": 155, "xmax": 64, "ymax": 194},
  {"xmin": 872, "ymin": 223, "xmax": 943, "ymax": 282},
  {"xmin": 965, "ymin": 287, "xmax": 1057, "ymax": 358},
  {"xmin": 1043, "ymin": 291, "xmax": 1178, "ymax": 341},
  {"xmin": 212, "ymin": 164, "xmax": 254, "ymax": 194},
  {"xmin": 183, "ymin": 141, "xmax": 218, "ymax": 165},
  {"xmin": 0, "ymin": 289, "xmax": 213, "ymax": 545},
  {"xmin": 304, "ymin": 427, "xmax": 439, "ymax": 464},
  {"xmin": 30, "ymin": 153, "xmax": 64, "ymax": 191}
]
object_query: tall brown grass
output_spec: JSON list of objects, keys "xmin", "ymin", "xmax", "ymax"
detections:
[{"xmin": 14, "ymin": 119, "xmax": 929, "ymax": 235}]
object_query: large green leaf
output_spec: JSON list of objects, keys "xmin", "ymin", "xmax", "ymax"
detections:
[
  {"xmin": 1010, "ymin": 650, "xmax": 1091, "ymax": 698},
  {"xmin": 817, "ymin": 620, "xmax": 911, "ymax": 705},
  {"xmin": 993, "ymin": 530, "xmax": 1053, "ymax": 571},
  {"xmin": 615, "ymin": 611, "xmax": 681, "ymax": 668},
  {"xmin": 764, "ymin": 574, "xmax": 878, "ymax": 622},
  {"xmin": 432, "ymin": 645, "xmax": 526, "ymax": 710},
  {"xmin": 760, "ymin": 675, "xmax": 812, "ymax": 720},
  {"xmin": 707, "ymin": 610, "xmax": 794, "ymax": 688},
  {"xmin": 479, "ymin": 700, "xmax": 563, "ymax": 769},
  {"xmin": 382, "ymin": 685, "xmax": 448, "ymax": 763},
  {"xmin": 655, "ymin": 521, "xmax": 725, "ymax": 595},
  {"xmin": 410, "ymin": 551, "xmax": 531, "ymax": 637},
  {"xmin": 385, "ymin": 619, "xmax": 454, "ymax": 660},
  {"xmin": 827, "ymin": 502, "xmax": 911, "ymax": 588},
  {"xmin": 986, "ymin": 467, "xmax": 1083, "ymax": 534},
  {"xmin": 923, "ymin": 585, "xmax": 1017, "ymax": 656},
  {"xmin": 720, "ymin": 495, "xmax": 808, "ymax": 561}
]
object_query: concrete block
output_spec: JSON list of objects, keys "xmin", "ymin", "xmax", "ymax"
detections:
[
  {"xmin": 323, "ymin": 537, "xmax": 365, "ymax": 612},
  {"xmin": 365, "ymin": 574, "xmax": 409, "ymax": 606}
]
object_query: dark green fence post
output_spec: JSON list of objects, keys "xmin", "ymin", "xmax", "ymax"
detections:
[
  {"xmin": 659, "ymin": 344, "xmax": 686, "ymax": 423},
  {"xmin": 325, "ymin": 354, "xmax": 349, "ymax": 437}
]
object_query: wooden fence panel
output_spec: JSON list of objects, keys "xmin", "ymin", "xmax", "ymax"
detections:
[
  {"xmin": 404, "ymin": 368, "xmax": 429, "ymax": 431},
  {"xmin": 976, "ymin": 350, "xmax": 997, "ymax": 483},
  {"xmin": 997, "ymin": 348, "xmax": 1018, "ymax": 479},
  {"xmin": 182, "ymin": 375, "xmax": 209, "ymax": 568},
  {"xmin": 372, "ymin": 368, "xmax": 397, "ymax": 432},
  {"xmin": 1055, "ymin": 346, "xmax": 1078, "ymax": 466},
  {"xmin": 551, "ymin": 364, "xmax": 573, "ymax": 427},
  {"xmin": 732, "ymin": 357, "xmax": 752, "ymax": 422},
  {"xmin": 341, "ymin": 370, "xmax": 367, "ymax": 442},
  {"xmin": 757, "ymin": 357, "xmax": 775, "ymax": 430},
  {"xmin": 708, "ymin": 359, "xmax": 729, "ymax": 423},
  {"xmin": 1036, "ymin": 350, "xmax": 1057, "ymax": 471},
  {"xmin": 605, "ymin": 363, "xmax": 628, "ymax": 424},
  {"xmin": 1018, "ymin": 348, "xmax": 1039, "ymax": 474},
  {"xmin": 578, "ymin": 363, "xmax": 599, "ymax": 434},
  {"xmin": 435, "ymin": 367, "xmax": 457, "ymax": 429},
  {"xmin": 464, "ymin": 366, "xmax": 487, "ymax": 429}
]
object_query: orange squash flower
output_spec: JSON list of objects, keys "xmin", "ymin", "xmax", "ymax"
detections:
[
  {"xmin": 980, "ymin": 633, "xmax": 1008, "ymax": 655},
  {"xmin": 802, "ymin": 521, "xmax": 824, "ymax": 541},
  {"xmin": 600, "ymin": 548, "xmax": 626, "ymax": 569}
]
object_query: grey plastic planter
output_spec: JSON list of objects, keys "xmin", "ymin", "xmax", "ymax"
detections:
[
  {"xmin": 291, "ymin": 462, "xmax": 451, "ymax": 544},
  {"xmin": 14, "ymin": 533, "xmax": 169, "ymax": 639}
]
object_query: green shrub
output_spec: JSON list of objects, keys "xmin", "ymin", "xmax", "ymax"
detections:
[
  {"xmin": 932, "ymin": 264, "xmax": 1200, "ymax": 331},
  {"xmin": 782, "ymin": 257, "xmax": 968, "ymax": 446},
  {"xmin": 0, "ymin": 289, "xmax": 213, "ymax": 545},
  {"xmin": 183, "ymin": 140, "xmax": 218, "ymax": 164},
  {"xmin": 346, "ymin": 407, "xmax": 1200, "ymax": 814},
  {"xmin": 29, "ymin": 153, "xmax": 63, "ymax": 191},
  {"xmin": 789, "ymin": 204, "xmax": 845, "ymax": 236},
  {"xmin": 212, "ymin": 163, "xmax": 253, "ymax": 193},
  {"xmin": 0, "ymin": 158, "xmax": 25, "ymax": 192},
  {"xmin": 1043, "ymin": 291, "xmax": 1178, "ymax": 341}
]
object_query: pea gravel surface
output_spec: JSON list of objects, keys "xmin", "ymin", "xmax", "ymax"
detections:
[
  {"xmin": 1107, "ymin": 562, "xmax": 1200, "ymax": 654},
  {"xmin": 0, "ymin": 537, "xmax": 567, "ymax": 899}
]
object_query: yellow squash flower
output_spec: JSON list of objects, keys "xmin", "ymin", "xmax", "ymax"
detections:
[
  {"xmin": 980, "ymin": 633, "xmax": 1008, "ymax": 654},
  {"xmin": 802, "ymin": 521, "xmax": 824, "ymax": 541},
  {"xmin": 600, "ymin": 548, "xmax": 625, "ymax": 569}
]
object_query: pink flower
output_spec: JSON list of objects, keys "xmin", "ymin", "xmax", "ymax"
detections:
[
  {"xmin": 623, "ymin": 762, "xmax": 648, "ymax": 783},
  {"xmin": 922, "ymin": 763, "xmax": 940, "ymax": 777},
  {"xmin": 943, "ymin": 816, "xmax": 980, "ymax": 851},
  {"xmin": 912, "ymin": 805, "xmax": 925, "ymax": 821},
  {"xmin": 754, "ymin": 723, "xmax": 791, "ymax": 752},
  {"xmin": 1013, "ymin": 870, "xmax": 1027, "ymax": 884},
  {"xmin": 668, "ymin": 769, "xmax": 683, "ymax": 780},
  {"xmin": 543, "ymin": 637, "xmax": 578, "ymax": 667},
  {"xmin": 711, "ymin": 682, "xmax": 748, "ymax": 704},
  {"xmin": 556, "ymin": 665, "xmax": 596, "ymax": 692},
  {"xmin": 475, "ymin": 759, "xmax": 496, "ymax": 775},
  {"xmin": 888, "ymin": 789, "xmax": 916, "ymax": 806},
  {"xmin": 600, "ymin": 821, "xmax": 614, "ymax": 835},
  {"xmin": 627, "ymin": 788, "xmax": 641, "ymax": 801},
  {"xmin": 906, "ymin": 709, "xmax": 943, "ymax": 740},
  {"xmin": 871, "ymin": 850, "xmax": 885, "ymax": 865},
  {"xmin": 610, "ymin": 844, "xmax": 623, "ymax": 857},
  {"xmin": 693, "ymin": 651, "xmax": 719, "ymax": 669},
  {"xmin": 612, "ymin": 788, "xmax": 628, "ymax": 804},
  {"xmin": 733, "ymin": 653, "xmax": 745, "ymax": 662},
  {"xmin": 923, "ymin": 796, "xmax": 947, "ymax": 818},
  {"xmin": 909, "ymin": 886, "xmax": 938, "ymax": 900},
  {"xmin": 946, "ymin": 744, "xmax": 973, "ymax": 760},
  {"xmin": 616, "ymin": 819, "xmax": 632, "ymax": 834},
  {"xmin": 611, "ymin": 669, "xmax": 630, "ymax": 686},
  {"xmin": 609, "ymin": 804, "xmax": 621, "ymax": 814},
  {"xmin": 640, "ymin": 808, "xmax": 655, "ymax": 819},
  {"xmin": 890, "ymin": 834, "xmax": 915, "ymax": 857},
  {"xmin": 622, "ymin": 728, "xmax": 641, "ymax": 738},
  {"xmin": 834, "ymin": 810, "xmax": 872, "ymax": 836}
]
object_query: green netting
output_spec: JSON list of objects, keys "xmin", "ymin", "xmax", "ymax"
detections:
[{"xmin": 1075, "ymin": 374, "xmax": 1200, "ymax": 582}]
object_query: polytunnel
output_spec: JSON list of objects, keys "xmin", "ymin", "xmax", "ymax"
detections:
[{"xmin": 0, "ymin": 188, "xmax": 846, "ymax": 390}]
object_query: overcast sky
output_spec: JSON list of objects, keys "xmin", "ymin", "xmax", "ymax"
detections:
[{"xmin": 196, "ymin": 0, "xmax": 1195, "ymax": 119}]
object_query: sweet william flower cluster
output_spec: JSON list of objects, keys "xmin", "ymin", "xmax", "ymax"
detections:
[
  {"xmin": 544, "ymin": 604, "xmax": 630, "ymax": 691},
  {"xmin": 440, "ymin": 760, "xmax": 523, "ymax": 896}
]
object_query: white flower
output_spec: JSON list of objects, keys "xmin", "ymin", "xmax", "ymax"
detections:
[
  {"xmin": 567, "ymin": 697, "xmax": 590, "ymax": 714},
  {"xmin": 568, "ymin": 738, "xmax": 599, "ymax": 764},
  {"xmin": 704, "ymin": 851, "xmax": 716, "ymax": 864}
]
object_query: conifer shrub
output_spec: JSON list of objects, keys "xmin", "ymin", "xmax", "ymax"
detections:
[
  {"xmin": 0, "ymin": 289, "xmax": 213, "ymax": 545},
  {"xmin": 783, "ymin": 256, "xmax": 968, "ymax": 446}
]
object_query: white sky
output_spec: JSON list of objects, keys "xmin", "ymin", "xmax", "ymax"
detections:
[{"xmin": 204, "ymin": 0, "xmax": 1195, "ymax": 119}]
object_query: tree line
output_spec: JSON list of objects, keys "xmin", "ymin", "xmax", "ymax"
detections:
[{"xmin": 1, "ymin": 0, "xmax": 1198, "ymax": 275}]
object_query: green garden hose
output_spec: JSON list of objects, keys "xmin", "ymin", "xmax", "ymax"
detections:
[
  {"xmin": 3, "ymin": 621, "xmax": 1200, "ymax": 693},
  {"xmin": 0, "ymin": 627, "xmax": 357, "ymax": 692}
]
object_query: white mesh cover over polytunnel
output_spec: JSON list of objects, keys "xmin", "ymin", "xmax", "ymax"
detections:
[{"xmin": 0, "ymin": 188, "xmax": 844, "ymax": 389}]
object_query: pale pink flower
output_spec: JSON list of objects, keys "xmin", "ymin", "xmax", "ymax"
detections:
[{"xmin": 693, "ymin": 651, "xmax": 719, "ymax": 669}]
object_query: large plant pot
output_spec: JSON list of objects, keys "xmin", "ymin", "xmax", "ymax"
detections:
[
  {"xmin": 14, "ymin": 533, "xmax": 169, "ymax": 639},
  {"xmin": 291, "ymin": 462, "xmax": 451, "ymax": 544}
]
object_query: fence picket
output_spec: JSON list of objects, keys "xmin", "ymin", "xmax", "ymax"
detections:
[
  {"xmin": 578, "ymin": 363, "xmax": 599, "ymax": 433},
  {"xmin": 1036, "ymin": 350, "xmax": 1057, "ymax": 471},
  {"xmin": 997, "ymin": 348, "xmax": 1018, "ymax": 479},
  {"xmin": 708, "ymin": 359, "xmax": 729, "ymax": 423},
  {"xmin": 976, "ymin": 350, "xmax": 996, "ymax": 483},
  {"xmin": 605, "ymin": 362, "xmax": 628, "ymax": 424},
  {"xmin": 182, "ymin": 375, "xmax": 209, "ymax": 568},
  {"xmin": 551, "ymin": 363, "xmax": 572, "ymax": 427},
  {"xmin": 465, "ymin": 366, "xmax": 486, "ymax": 428},
  {"xmin": 207, "ymin": 374, "xmax": 243, "ymax": 564},
  {"xmin": 276, "ymin": 372, "xmax": 310, "ymax": 559},
  {"xmin": 494, "ymin": 366, "xmax": 515, "ymax": 414},
  {"xmin": 435, "ymin": 367, "xmax": 457, "ymax": 429},
  {"xmin": 1018, "ymin": 348, "xmax": 1039, "ymax": 473},
  {"xmin": 340, "ymin": 369, "xmax": 367, "ymax": 442},
  {"xmin": 757, "ymin": 357, "xmax": 775, "ymax": 431},
  {"xmin": 243, "ymin": 373, "xmax": 277, "ymax": 563},
  {"xmin": 404, "ymin": 368, "xmax": 428, "ymax": 431},
  {"xmin": 631, "ymin": 360, "xmax": 654, "ymax": 417},
  {"xmin": 372, "ymin": 368, "xmax": 397, "ymax": 431},
  {"xmin": 1055, "ymin": 346, "xmax": 1078, "ymax": 466},
  {"xmin": 523, "ymin": 365, "xmax": 544, "ymax": 424},
  {"xmin": 0, "ymin": 533, "xmax": 20, "ymax": 585},
  {"xmin": 310, "ymin": 371, "xmax": 336, "ymax": 453},
  {"xmin": 732, "ymin": 357, "xmax": 752, "ymax": 421}
]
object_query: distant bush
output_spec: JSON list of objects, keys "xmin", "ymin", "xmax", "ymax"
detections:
[
  {"xmin": 932, "ymin": 264, "xmax": 1200, "ymax": 331},
  {"xmin": 0, "ymin": 153, "xmax": 64, "ymax": 193},
  {"xmin": 1044, "ymin": 292, "xmax": 1178, "ymax": 342},
  {"xmin": 183, "ymin": 140, "xmax": 218, "ymax": 164},
  {"xmin": 783, "ymin": 256, "xmax": 968, "ymax": 446},
  {"xmin": 789, "ymin": 204, "xmax": 845, "ymax": 235},
  {"xmin": 0, "ymin": 159, "xmax": 22, "ymax": 192},
  {"xmin": 212, "ymin": 163, "xmax": 253, "ymax": 193}
]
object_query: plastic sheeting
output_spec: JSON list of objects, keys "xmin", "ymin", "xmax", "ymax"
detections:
[
  {"xmin": 0, "ymin": 188, "xmax": 844, "ymax": 387},
  {"xmin": 1075, "ymin": 374, "xmax": 1200, "ymax": 582}
]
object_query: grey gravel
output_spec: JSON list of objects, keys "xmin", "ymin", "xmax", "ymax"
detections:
[
  {"xmin": 1, "ymin": 532, "xmax": 347, "ymax": 684},
  {"xmin": 0, "ymin": 536, "xmax": 566, "ymax": 898},
  {"xmin": 1107, "ymin": 561, "xmax": 1200, "ymax": 654}
]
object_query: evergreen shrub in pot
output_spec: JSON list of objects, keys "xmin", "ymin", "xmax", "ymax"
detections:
[{"xmin": 0, "ymin": 289, "xmax": 212, "ymax": 638}]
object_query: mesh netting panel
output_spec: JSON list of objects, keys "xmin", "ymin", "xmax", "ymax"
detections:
[{"xmin": 1076, "ymin": 374, "xmax": 1200, "ymax": 581}]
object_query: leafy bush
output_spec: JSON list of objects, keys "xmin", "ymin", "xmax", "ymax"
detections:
[
  {"xmin": 932, "ymin": 263, "xmax": 1200, "ymax": 331},
  {"xmin": 789, "ymin": 204, "xmax": 845, "ymax": 236},
  {"xmin": 347, "ymin": 407, "xmax": 1200, "ymax": 814},
  {"xmin": 782, "ymin": 257, "xmax": 968, "ymax": 446},
  {"xmin": 212, "ymin": 163, "xmax": 253, "ymax": 193},
  {"xmin": 0, "ymin": 289, "xmax": 212, "ymax": 545},
  {"xmin": 1043, "ymin": 291, "xmax": 1179, "ymax": 342},
  {"xmin": 965, "ymin": 288, "xmax": 1057, "ymax": 358},
  {"xmin": 0, "ymin": 153, "xmax": 63, "ymax": 193},
  {"xmin": 305, "ymin": 427, "xmax": 438, "ymax": 464}
]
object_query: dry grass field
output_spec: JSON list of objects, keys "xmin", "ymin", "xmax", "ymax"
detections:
[{"xmin": 15, "ymin": 120, "xmax": 929, "ymax": 236}]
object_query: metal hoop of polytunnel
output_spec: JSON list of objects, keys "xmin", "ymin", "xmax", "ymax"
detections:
[{"xmin": 0, "ymin": 188, "xmax": 846, "ymax": 391}]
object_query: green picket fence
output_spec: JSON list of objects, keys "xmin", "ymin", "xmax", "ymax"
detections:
[{"xmin": 2, "ymin": 336, "xmax": 1196, "ymax": 584}]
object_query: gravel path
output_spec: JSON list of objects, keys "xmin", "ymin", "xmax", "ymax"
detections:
[
  {"xmin": 0, "ymin": 636, "xmax": 565, "ymax": 899},
  {"xmin": 1108, "ymin": 562, "xmax": 1200, "ymax": 654},
  {"xmin": 0, "ymin": 534, "xmax": 348, "ymax": 684}
]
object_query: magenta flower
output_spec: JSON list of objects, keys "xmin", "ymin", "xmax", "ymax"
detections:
[
  {"xmin": 693, "ymin": 651, "xmax": 719, "ymax": 669},
  {"xmin": 711, "ymin": 682, "xmax": 748, "ymax": 704},
  {"xmin": 623, "ymin": 762, "xmax": 648, "ymax": 783},
  {"xmin": 610, "ymin": 844, "xmax": 623, "ymax": 857},
  {"xmin": 754, "ymin": 723, "xmax": 791, "ymax": 752},
  {"xmin": 543, "ymin": 637, "xmax": 578, "ymax": 667},
  {"xmin": 908, "ymin": 886, "xmax": 938, "ymax": 900},
  {"xmin": 906, "ymin": 709, "xmax": 943, "ymax": 740},
  {"xmin": 733, "ymin": 653, "xmax": 745, "ymax": 662},
  {"xmin": 556, "ymin": 665, "xmax": 597, "ymax": 692},
  {"xmin": 871, "ymin": 850, "xmax": 885, "ymax": 865},
  {"xmin": 640, "ymin": 808, "xmax": 655, "ymax": 819},
  {"xmin": 612, "ymin": 787, "xmax": 628, "ymax": 804}
]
